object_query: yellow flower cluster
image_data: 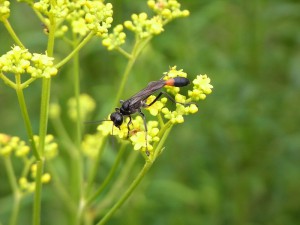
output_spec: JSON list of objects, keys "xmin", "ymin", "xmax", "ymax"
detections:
[
  {"xmin": 67, "ymin": 93, "xmax": 96, "ymax": 121},
  {"xmin": 0, "ymin": 0, "xmax": 10, "ymax": 20},
  {"xmin": 153, "ymin": 66, "xmax": 213, "ymax": 124},
  {"xmin": 189, "ymin": 75, "xmax": 213, "ymax": 100},
  {"xmin": 97, "ymin": 116, "xmax": 160, "ymax": 152},
  {"xmin": 102, "ymin": 24, "xmax": 126, "ymax": 50},
  {"xmin": 102, "ymin": 0, "xmax": 189, "ymax": 50},
  {"xmin": 0, "ymin": 133, "xmax": 55, "ymax": 193},
  {"xmin": 34, "ymin": 0, "xmax": 113, "ymax": 37},
  {"xmin": 0, "ymin": 46, "xmax": 57, "ymax": 79},
  {"xmin": 33, "ymin": 134, "xmax": 58, "ymax": 160},
  {"xmin": 81, "ymin": 133, "xmax": 104, "ymax": 158},
  {"xmin": 147, "ymin": 0, "xmax": 190, "ymax": 20},
  {"xmin": 129, "ymin": 118, "xmax": 160, "ymax": 151},
  {"xmin": 19, "ymin": 165, "xmax": 51, "ymax": 193},
  {"xmin": 0, "ymin": 133, "xmax": 30, "ymax": 157},
  {"xmin": 124, "ymin": 13, "xmax": 164, "ymax": 39}
]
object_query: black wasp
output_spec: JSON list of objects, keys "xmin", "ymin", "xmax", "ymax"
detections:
[{"xmin": 108, "ymin": 76, "xmax": 190, "ymax": 154}]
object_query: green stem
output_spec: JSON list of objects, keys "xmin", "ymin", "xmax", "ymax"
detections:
[
  {"xmin": 4, "ymin": 156, "xmax": 18, "ymax": 197},
  {"xmin": 10, "ymin": 191, "xmax": 21, "ymax": 225},
  {"xmin": 21, "ymin": 156, "xmax": 35, "ymax": 178},
  {"xmin": 0, "ymin": 72, "xmax": 16, "ymax": 89},
  {"xmin": 54, "ymin": 32, "xmax": 94, "ymax": 69},
  {"xmin": 152, "ymin": 122, "xmax": 173, "ymax": 160},
  {"xmin": 95, "ymin": 123, "xmax": 173, "ymax": 224},
  {"xmin": 113, "ymin": 55, "xmax": 135, "ymax": 107},
  {"xmin": 73, "ymin": 38, "xmax": 82, "ymax": 147},
  {"xmin": 21, "ymin": 77, "xmax": 37, "ymax": 89},
  {"xmin": 95, "ymin": 151, "xmax": 138, "ymax": 212},
  {"xmin": 47, "ymin": 161, "xmax": 76, "ymax": 214},
  {"xmin": 28, "ymin": 1, "xmax": 47, "ymax": 25},
  {"xmin": 87, "ymin": 143, "xmax": 127, "ymax": 206},
  {"xmin": 15, "ymin": 74, "xmax": 40, "ymax": 160},
  {"xmin": 71, "ymin": 35, "xmax": 84, "ymax": 225},
  {"xmin": 157, "ymin": 113, "xmax": 165, "ymax": 127},
  {"xmin": 38, "ymin": 78, "xmax": 51, "ymax": 156},
  {"xmin": 50, "ymin": 114, "xmax": 77, "ymax": 155},
  {"xmin": 2, "ymin": 19, "xmax": 25, "ymax": 48},
  {"xmin": 96, "ymin": 159, "xmax": 153, "ymax": 225},
  {"xmin": 33, "ymin": 8, "xmax": 56, "ymax": 225},
  {"xmin": 116, "ymin": 47, "xmax": 132, "ymax": 59},
  {"xmin": 70, "ymin": 151, "xmax": 84, "ymax": 225},
  {"xmin": 33, "ymin": 160, "xmax": 43, "ymax": 225},
  {"xmin": 4, "ymin": 157, "xmax": 21, "ymax": 225},
  {"xmin": 113, "ymin": 36, "xmax": 152, "ymax": 108},
  {"xmin": 85, "ymin": 137, "xmax": 108, "ymax": 196}
]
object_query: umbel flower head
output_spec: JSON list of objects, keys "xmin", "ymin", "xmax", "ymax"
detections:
[
  {"xmin": 0, "ymin": 133, "xmax": 30, "ymax": 157},
  {"xmin": 102, "ymin": 24, "xmax": 126, "ymax": 50},
  {"xmin": 0, "ymin": 133, "xmax": 55, "ymax": 193},
  {"xmin": 103, "ymin": 0, "xmax": 189, "ymax": 50},
  {"xmin": 0, "ymin": 46, "xmax": 57, "ymax": 80},
  {"xmin": 34, "ymin": 0, "xmax": 113, "ymax": 37},
  {"xmin": 96, "ymin": 66, "xmax": 213, "ymax": 156}
]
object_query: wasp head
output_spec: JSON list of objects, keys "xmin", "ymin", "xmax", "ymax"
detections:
[{"xmin": 110, "ymin": 111, "xmax": 123, "ymax": 128}]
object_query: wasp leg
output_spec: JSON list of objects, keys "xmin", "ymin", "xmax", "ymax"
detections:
[
  {"xmin": 146, "ymin": 92, "xmax": 163, "ymax": 107},
  {"xmin": 126, "ymin": 116, "xmax": 133, "ymax": 138},
  {"xmin": 147, "ymin": 91, "xmax": 193, "ymax": 107},
  {"xmin": 138, "ymin": 109, "xmax": 150, "ymax": 156}
]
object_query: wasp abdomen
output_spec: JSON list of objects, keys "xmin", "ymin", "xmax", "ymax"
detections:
[{"xmin": 165, "ymin": 77, "xmax": 190, "ymax": 87}]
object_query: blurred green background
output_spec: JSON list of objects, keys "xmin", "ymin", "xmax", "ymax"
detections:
[{"xmin": 1, "ymin": 0, "xmax": 300, "ymax": 225}]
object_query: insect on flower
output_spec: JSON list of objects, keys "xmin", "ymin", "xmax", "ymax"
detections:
[{"xmin": 89, "ymin": 76, "xmax": 192, "ymax": 155}]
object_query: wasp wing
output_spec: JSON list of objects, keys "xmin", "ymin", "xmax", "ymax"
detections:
[{"xmin": 125, "ymin": 80, "xmax": 166, "ymax": 107}]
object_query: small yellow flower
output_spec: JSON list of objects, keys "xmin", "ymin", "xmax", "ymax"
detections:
[
  {"xmin": 30, "ymin": 53, "xmax": 57, "ymax": 78},
  {"xmin": 31, "ymin": 163, "xmax": 37, "ymax": 178},
  {"xmin": 188, "ymin": 74, "xmax": 213, "ymax": 101},
  {"xmin": 0, "ymin": 134, "xmax": 32, "ymax": 157},
  {"xmin": 81, "ymin": 133, "xmax": 104, "ymax": 158},
  {"xmin": 0, "ymin": 145, "xmax": 13, "ymax": 156},
  {"xmin": 15, "ymin": 145, "xmax": 30, "ymax": 157},
  {"xmin": 0, "ymin": 46, "xmax": 32, "ymax": 74},
  {"xmin": 147, "ymin": 0, "xmax": 190, "ymax": 21},
  {"xmin": 124, "ymin": 12, "xmax": 164, "ymax": 39},
  {"xmin": 0, "ymin": 0, "xmax": 10, "ymax": 20},
  {"xmin": 26, "ymin": 183, "xmax": 36, "ymax": 193},
  {"xmin": 187, "ymin": 104, "xmax": 198, "ymax": 114},
  {"xmin": 130, "ymin": 131, "xmax": 153, "ymax": 152},
  {"xmin": 174, "ymin": 93, "xmax": 186, "ymax": 103},
  {"xmin": 19, "ymin": 177, "xmax": 28, "ymax": 190},
  {"xmin": 72, "ymin": 18, "xmax": 89, "ymax": 36},
  {"xmin": 67, "ymin": 94, "xmax": 96, "ymax": 121},
  {"xmin": 33, "ymin": 134, "xmax": 58, "ymax": 160},
  {"xmin": 130, "ymin": 131, "xmax": 147, "ymax": 151},
  {"xmin": 164, "ymin": 65, "xmax": 188, "ymax": 79},
  {"xmin": 97, "ymin": 120, "xmax": 115, "ymax": 136},
  {"xmin": 145, "ymin": 95, "xmax": 165, "ymax": 116},
  {"xmin": 102, "ymin": 24, "xmax": 126, "ymax": 50},
  {"xmin": 49, "ymin": 103, "xmax": 61, "ymax": 119},
  {"xmin": 41, "ymin": 173, "xmax": 51, "ymax": 183}
]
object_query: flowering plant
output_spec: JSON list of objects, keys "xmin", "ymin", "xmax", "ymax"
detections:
[{"xmin": 0, "ymin": 1, "xmax": 212, "ymax": 225}]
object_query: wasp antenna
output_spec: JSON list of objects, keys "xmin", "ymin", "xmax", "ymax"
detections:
[{"xmin": 84, "ymin": 119, "xmax": 111, "ymax": 125}]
